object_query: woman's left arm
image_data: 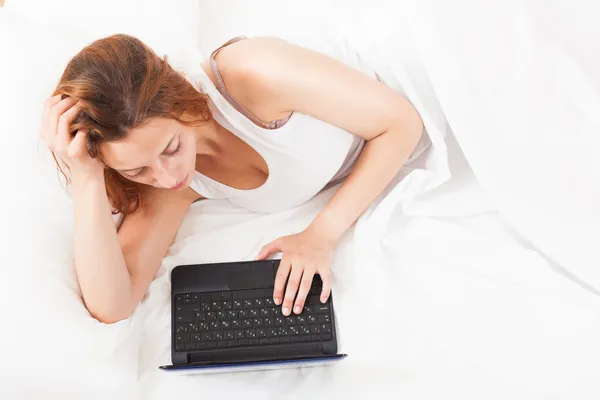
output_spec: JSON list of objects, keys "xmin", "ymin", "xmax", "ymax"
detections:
[{"xmin": 225, "ymin": 37, "xmax": 424, "ymax": 316}]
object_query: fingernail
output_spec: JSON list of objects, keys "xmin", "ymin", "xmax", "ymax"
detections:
[
  {"xmin": 274, "ymin": 297, "xmax": 280, "ymax": 305},
  {"xmin": 283, "ymin": 307, "xmax": 290, "ymax": 316},
  {"xmin": 294, "ymin": 306, "xmax": 301, "ymax": 314},
  {"xmin": 321, "ymin": 297, "xmax": 327, "ymax": 303}
]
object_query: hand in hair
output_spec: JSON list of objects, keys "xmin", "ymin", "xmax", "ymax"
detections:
[{"xmin": 40, "ymin": 95, "xmax": 104, "ymax": 181}]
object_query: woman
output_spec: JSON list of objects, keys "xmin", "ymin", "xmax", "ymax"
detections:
[{"xmin": 40, "ymin": 34, "xmax": 427, "ymax": 324}]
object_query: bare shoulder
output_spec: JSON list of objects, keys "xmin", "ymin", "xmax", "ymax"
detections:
[{"xmin": 202, "ymin": 37, "xmax": 303, "ymax": 120}]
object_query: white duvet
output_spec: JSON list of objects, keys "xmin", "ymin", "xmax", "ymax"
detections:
[{"xmin": 1, "ymin": 1, "xmax": 599, "ymax": 399}]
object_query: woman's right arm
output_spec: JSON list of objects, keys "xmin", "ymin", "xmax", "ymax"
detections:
[
  {"xmin": 42, "ymin": 95, "xmax": 200, "ymax": 323},
  {"xmin": 71, "ymin": 170, "xmax": 198, "ymax": 323}
]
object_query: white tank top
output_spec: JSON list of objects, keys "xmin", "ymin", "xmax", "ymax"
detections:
[{"xmin": 178, "ymin": 37, "xmax": 429, "ymax": 213}]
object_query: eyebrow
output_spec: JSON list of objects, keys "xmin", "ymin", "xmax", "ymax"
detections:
[{"xmin": 119, "ymin": 130, "xmax": 179, "ymax": 173}]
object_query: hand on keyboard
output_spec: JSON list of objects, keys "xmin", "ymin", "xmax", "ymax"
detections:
[{"xmin": 255, "ymin": 225, "xmax": 335, "ymax": 317}]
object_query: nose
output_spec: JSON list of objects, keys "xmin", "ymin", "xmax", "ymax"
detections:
[{"xmin": 153, "ymin": 163, "xmax": 177, "ymax": 188}]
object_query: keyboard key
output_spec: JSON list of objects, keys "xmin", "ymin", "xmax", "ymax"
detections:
[
  {"xmin": 234, "ymin": 330, "xmax": 245, "ymax": 339},
  {"xmin": 192, "ymin": 294, "xmax": 200, "ymax": 303},
  {"xmin": 280, "ymin": 337, "xmax": 291, "ymax": 343},
  {"xmin": 250, "ymin": 309, "xmax": 259, "ymax": 317},
  {"xmin": 176, "ymin": 324, "xmax": 188, "ymax": 333},
  {"xmin": 311, "ymin": 334, "xmax": 322, "ymax": 341},
  {"xmin": 275, "ymin": 317, "xmax": 285, "ymax": 326},
  {"xmin": 200, "ymin": 303, "xmax": 210, "ymax": 312},
  {"xmin": 268, "ymin": 328, "xmax": 278, "ymax": 337},
  {"xmin": 222, "ymin": 291, "xmax": 232, "ymax": 301},
  {"xmin": 245, "ymin": 329, "xmax": 256, "ymax": 338},
  {"xmin": 278, "ymin": 327, "xmax": 289, "ymax": 336},
  {"xmin": 211, "ymin": 292, "xmax": 221, "ymax": 301},
  {"xmin": 191, "ymin": 333, "xmax": 202, "ymax": 342},
  {"xmin": 201, "ymin": 332, "xmax": 212, "ymax": 341},
  {"xmin": 299, "ymin": 325, "xmax": 310, "ymax": 335},
  {"xmin": 239, "ymin": 339, "xmax": 249, "ymax": 346},
  {"xmin": 260, "ymin": 308, "xmax": 271, "ymax": 317},
  {"xmin": 227, "ymin": 340, "xmax": 238, "ymax": 347},
  {"xmin": 175, "ymin": 295, "xmax": 185, "ymax": 305},
  {"xmin": 271, "ymin": 308, "xmax": 282, "ymax": 317},
  {"xmin": 217, "ymin": 311, "xmax": 227, "ymax": 320},
  {"xmin": 318, "ymin": 314, "xmax": 330, "ymax": 323},
  {"xmin": 323, "ymin": 333, "xmax": 333, "ymax": 341},
  {"xmin": 214, "ymin": 332, "xmax": 224, "ymax": 340},
  {"xmin": 195, "ymin": 312, "xmax": 206, "ymax": 322},
  {"xmin": 224, "ymin": 331, "xmax": 234, "ymax": 340},
  {"xmin": 207, "ymin": 312, "xmax": 217, "ymax": 320},
  {"xmin": 176, "ymin": 334, "xmax": 190, "ymax": 343},
  {"xmin": 176, "ymin": 313, "xmax": 194, "ymax": 323},
  {"xmin": 233, "ymin": 300, "xmax": 243, "ymax": 309},
  {"xmin": 308, "ymin": 315, "xmax": 317, "ymax": 323},
  {"xmin": 243, "ymin": 300, "xmax": 254, "ymax": 309},
  {"xmin": 253, "ymin": 318, "xmax": 264, "ymax": 328},
  {"xmin": 218, "ymin": 341, "xmax": 228, "ymax": 348},
  {"xmin": 289, "ymin": 326, "xmax": 299, "ymax": 335},
  {"xmin": 199, "ymin": 322, "xmax": 209, "ymax": 331},
  {"xmin": 265, "ymin": 318, "xmax": 275, "ymax": 327},
  {"xmin": 231, "ymin": 320, "xmax": 242, "ymax": 329},
  {"xmin": 315, "ymin": 306, "xmax": 329, "ymax": 314},
  {"xmin": 310, "ymin": 324, "xmax": 321, "ymax": 334},
  {"xmin": 297, "ymin": 316, "xmax": 307, "ymax": 324},
  {"xmin": 188, "ymin": 324, "xmax": 199, "ymax": 333},
  {"xmin": 321, "ymin": 324, "xmax": 332, "ymax": 333},
  {"xmin": 239, "ymin": 310, "xmax": 250, "ymax": 318},
  {"xmin": 206, "ymin": 341, "xmax": 217, "ymax": 349},
  {"xmin": 259, "ymin": 338, "xmax": 270, "ymax": 345},
  {"xmin": 243, "ymin": 319, "xmax": 253, "ymax": 328},
  {"xmin": 227, "ymin": 311, "xmax": 238, "ymax": 319},
  {"xmin": 210, "ymin": 321, "xmax": 220, "ymax": 330},
  {"xmin": 265, "ymin": 298, "xmax": 274, "ymax": 307},
  {"xmin": 221, "ymin": 321, "xmax": 231, "ymax": 330},
  {"xmin": 254, "ymin": 299, "xmax": 264, "ymax": 308},
  {"xmin": 269, "ymin": 338, "xmax": 280, "ymax": 344},
  {"xmin": 201, "ymin": 294, "xmax": 211, "ymax": 303},
  {"xmin": 249, "ymin": 339, "xmax": 259, "ymax": 346},
  {"xmin": 211, "ymin": 301, "xmax": 222, "ymax": 311},
  {"xmin": 223, "ymin": 301, "xmax": 233, "ymax": 310},
  {"xmin": 285, "ymin": 316, "xmax": 296, "ymax": 325},
  {"xmin": 257, "ymin": 328, "xmax": 267, "ymax": 337}
]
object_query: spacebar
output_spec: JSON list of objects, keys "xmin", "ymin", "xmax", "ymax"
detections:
[{"xmin": 232, "ymin": 288, "xmax": 273, "ymax": 300}]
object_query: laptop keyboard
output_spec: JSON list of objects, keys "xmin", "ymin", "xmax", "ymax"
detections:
[{"xmin": 173, "ymin": 286, "xmax": 334, "ymax": 352}]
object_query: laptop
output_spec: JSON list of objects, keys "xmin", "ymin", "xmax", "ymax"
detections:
[{"xmin": 159, "ymin": 259, "xmax": 347, "ymax": 374}]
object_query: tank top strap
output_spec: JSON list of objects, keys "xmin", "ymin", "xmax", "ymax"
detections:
[{"xmin": 209, "ymin": 36, "xmax": 291, "ymax": 130}]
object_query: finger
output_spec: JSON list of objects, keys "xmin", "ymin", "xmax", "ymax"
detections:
[
  {"xmin": 319, "ymin": 267, "xmax": 332, "ymax": 304},
  {"xmin": 256, "ymin": 238, "xmax": 282, "ymax": 260},
  {"xmin": 41, "ymin": 95, "xmax": 64, "ymax": 142},
  {"xmin": 273, "ymin": 256, "xmax": 291, "ymax": 306},
  {"xmin": 49, "ymin": 97, "xmax": 78, "ymax": 136},
  {"xmin": 293, "ymin": 270, "xmax": 315, "ymax": 315},
  {"xmin": 67, "ymin": 129, "xmax": 88, "ymax": 159},
  {"xmin": 282, "ymin": 264, "xmax": 304, "ymax": 316},
  {"xmin": 55, "ymin": 102, "xmax": 83, "ymax": 153}
]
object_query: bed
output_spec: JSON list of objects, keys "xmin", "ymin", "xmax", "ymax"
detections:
[{"xmin": 1, "ymin": 1, "xmax": 599, "ymax": 399}]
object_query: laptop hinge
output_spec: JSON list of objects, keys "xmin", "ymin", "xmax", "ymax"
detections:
[{"xmin": 188, "ymin": 343, "xmax": 323, "ymax": 364}]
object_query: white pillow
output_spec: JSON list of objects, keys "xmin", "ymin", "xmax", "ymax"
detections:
[
  {"xmin": 0, "ymin": 9, "xmax": 156, "ymax": 399},
  {"xmin": 4, "ymin": 0, "xmax": 201, "ymax": 54}
]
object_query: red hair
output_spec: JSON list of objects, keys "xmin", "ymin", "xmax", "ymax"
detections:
[{"xmin": 52, "ymin": 34, "xmax": 211, "ymax": 215}]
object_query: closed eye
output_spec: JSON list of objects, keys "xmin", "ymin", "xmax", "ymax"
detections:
[
  {"xmin": 125, "ymin": 167, "xmax": 146, "ymax": 178},
  {"xmin": 164, "ymin": 140, "xmax": 182, "ymax": 156}
]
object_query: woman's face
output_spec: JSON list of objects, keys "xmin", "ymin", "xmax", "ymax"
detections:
[{"xmin": 100, "ymin": 118, "xmax": 198, "ymax": 190}]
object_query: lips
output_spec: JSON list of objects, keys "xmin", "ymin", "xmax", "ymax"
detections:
[{"xmin": 171, "ymin": 174, "xmax": 188, "ymax": 190}]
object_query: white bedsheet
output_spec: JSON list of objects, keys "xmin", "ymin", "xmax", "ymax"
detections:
[{"xmin": 1, "ymin": 1, "xmax": 600, "ymax": 399}]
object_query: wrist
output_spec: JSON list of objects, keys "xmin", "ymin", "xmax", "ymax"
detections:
[
  {"xmin": 307, "ymin": 210, "xmax": 347, "ymax": 245},
  {"xmin": 71, "ymin": 168, "xmax": 105, "ymax": 189}
]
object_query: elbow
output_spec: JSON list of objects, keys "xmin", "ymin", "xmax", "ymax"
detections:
[{"xmin": 84, "ymin": 297, "xmax": 136, "ymax": 325}]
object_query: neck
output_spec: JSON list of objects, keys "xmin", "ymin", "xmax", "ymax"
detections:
[{"xmin": 194, "ymin": 119, "xmax": 225, "ymax": 157}]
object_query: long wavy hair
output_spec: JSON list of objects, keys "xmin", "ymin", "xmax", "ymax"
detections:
[{"xmin": 52, "ymin": 34, "xmax": 211, "ymax": 215}]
